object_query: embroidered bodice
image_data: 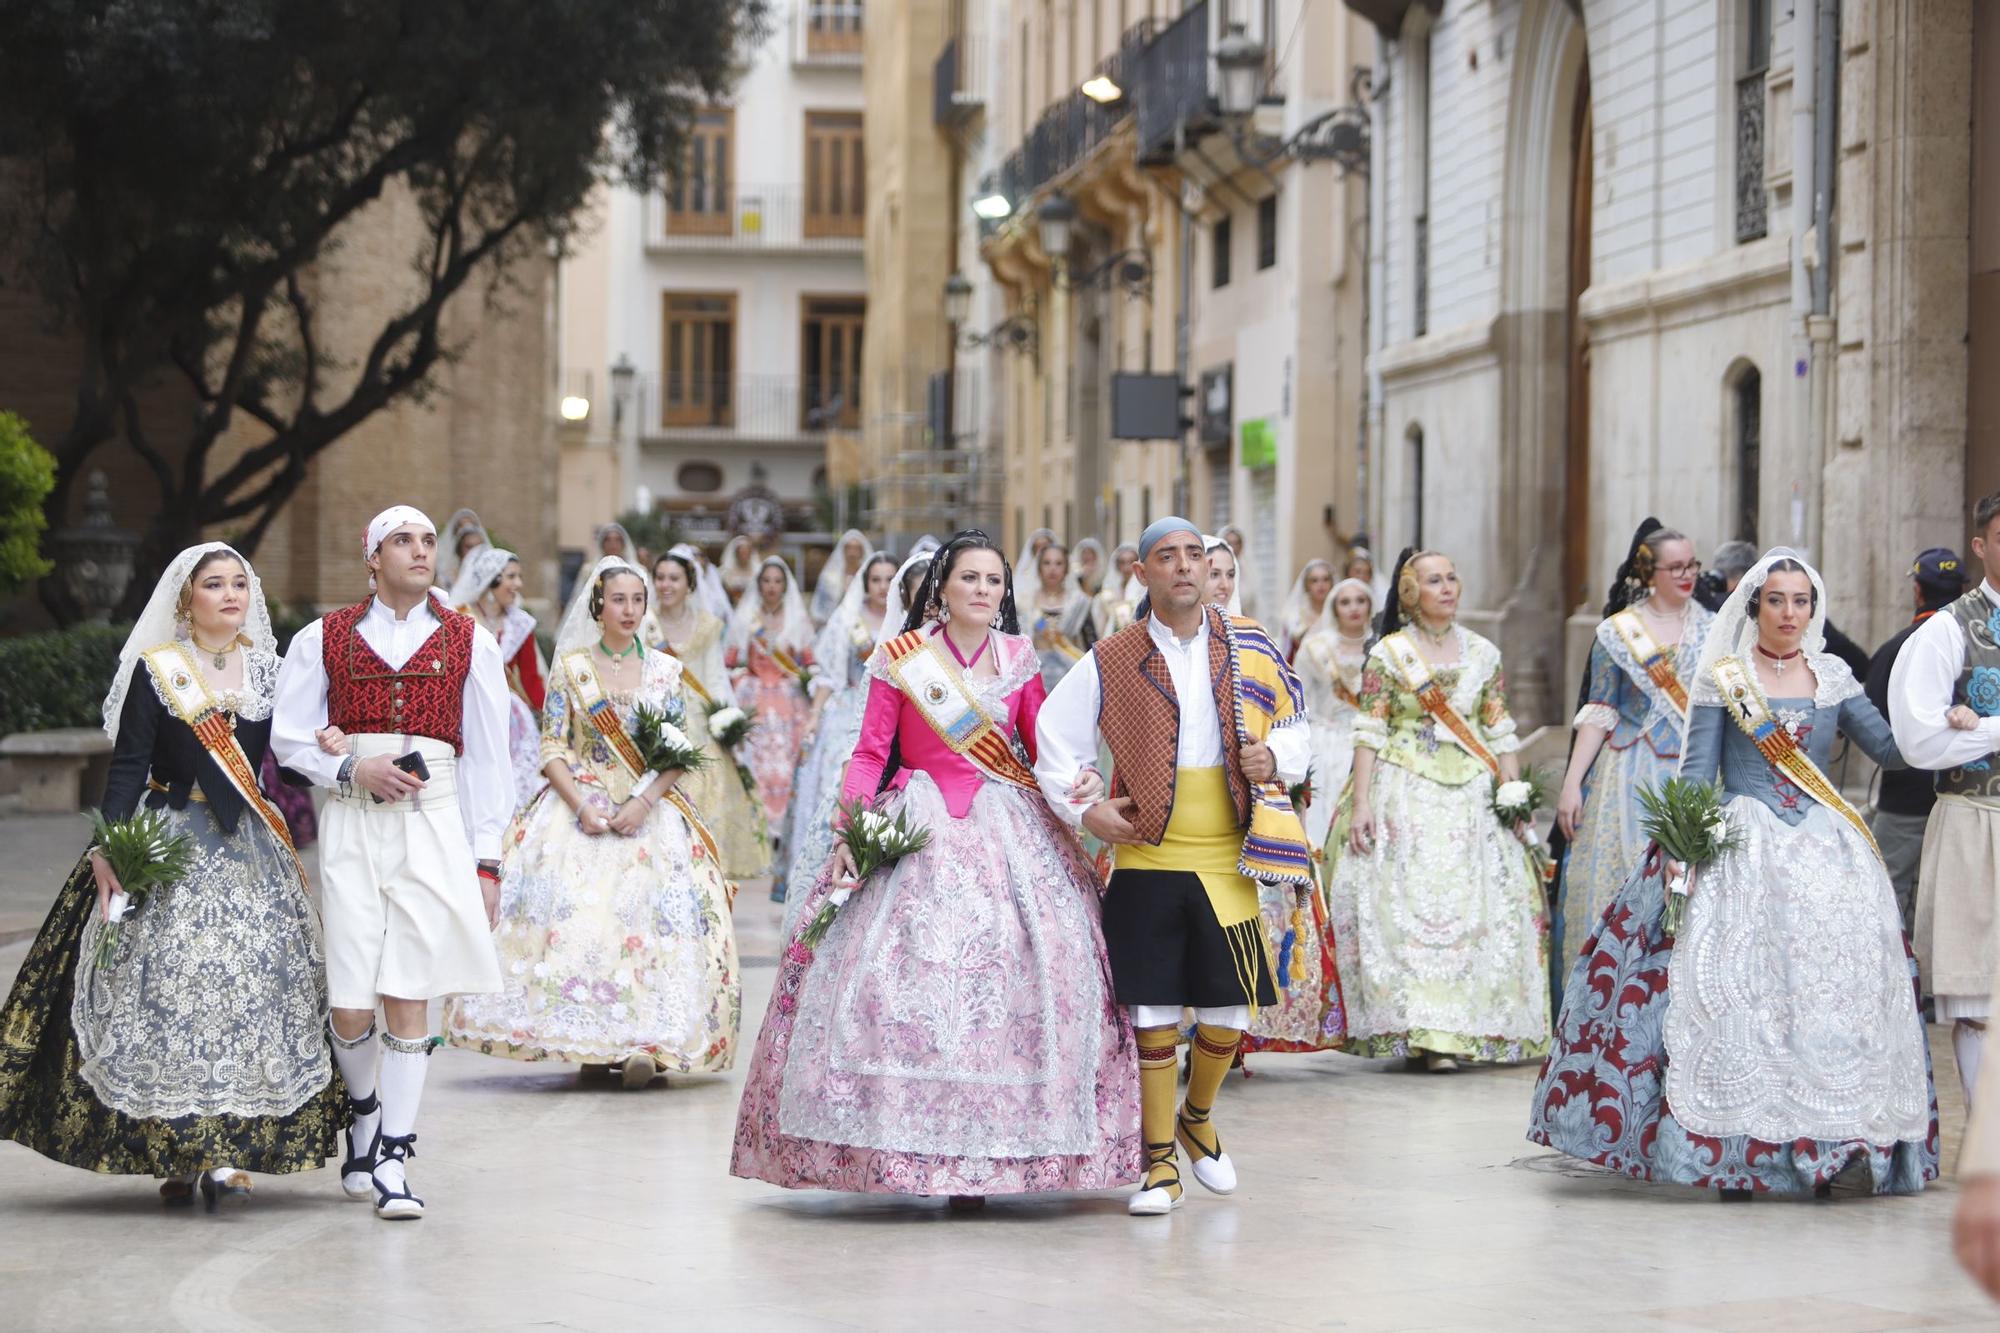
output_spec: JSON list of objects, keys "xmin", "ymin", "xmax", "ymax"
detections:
[
  {"xmin": 842, "ymin": 629, "xmax": 1045, "ymax": 819},
  {"xmin": 644, "ymin": 607, "xmax": 729, "ymax": 706},
  {"xmin": 103, "ymin": 645, "xmax": 282, "ymax": 833},
  {"xmin": 1681, "ymin": 652, "xmax": 1904, "ymax": 824},
  {"xmin": 1352, "ymin": 627, "xmax": 1520, "ymax": 787},
  {"xmin": 541, "ymin": 648, "xmax": 688, "ymax": 804},
  {"xmin": 1294, "ymin": 629, "xmax": 1366, "ymax": 726},
  {"xmin": 1575, "ymin": 603, "xmax": 1714, "ymax": 758}
]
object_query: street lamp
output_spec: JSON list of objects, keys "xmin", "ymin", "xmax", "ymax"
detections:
[
  {"xmin": 972, "ymin": 192, "xmax": 1013, "ymax": 220},
  {"xmin": 1214, "ymin": 23, "xmax": 1266, "ymax": 118},
  {"xmin": 1080, "ymin": 74, "xmax": 1123, "ymax": 105},
  {"xmin": 609, "ymin": 352, "xmax": 636, "ymax": 430},
  {"xmin": 943, "ymin": 272, "xmax": 973, "ymax": 327},
  {"xmin": 1037, "ymin": 193, "xmax": 1076, "ymax": 263}
]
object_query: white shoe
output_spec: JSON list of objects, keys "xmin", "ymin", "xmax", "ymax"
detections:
[
  {"xmin": 339, "ymin": 1096, "xmax": 380, "ymax": 1201},
  {"xmin": 370, "ymin": 1136, "xmax": 424, "ymax": 1221},
  {"xmin": 621, "ymin": 1054, "xmax": 657, "ymax": 1089},
  {"xmin": 1187, "ymin": 1150, "xmax": 1237, "ymax": 1195},
  {"xmin": 1128, "ymin": 1183, "xmax": 1183, "ymax": 1216}
]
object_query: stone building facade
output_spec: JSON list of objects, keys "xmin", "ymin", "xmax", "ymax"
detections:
[{"xmin": 1361, "ymin": 0, "xmax": 1995, "ymax": 730}]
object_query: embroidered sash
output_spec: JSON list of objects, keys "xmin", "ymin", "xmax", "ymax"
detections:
[
  {"xmin": 561, "ymin": 649, "xmax": 651, "ymax": 779},
  {"xmin": 1034, "ymin": 614, "xmax": 1086, "ymax": 664},
  {"xmin": 140, "ymin": 645, "xmax": 306, "ymax": 884},
  {"xmin": 1711, "ymin": 655, "xmax": 1884, "ymax": 862},
  {"xmin": 1378, "ymin": 631, "xmax": 1501, "ymax": 779},
  {"xmin": 879, "ymin": 629, "xmax": 1041, "ymax": 792},
  {"xmin": 1607, "ymin": 609, "xmax": 1690, "ymax": 720},
  {"xmin": 1220, "ymin": 616, "xmax": 1316, "ymax": 887},
  {"xmin": 658, "ymin": 644, "xmax": 715, "ymax": 707},
  {"xmin": 757, "ymin": 630, "xmax": 809, "ymax": 682}
]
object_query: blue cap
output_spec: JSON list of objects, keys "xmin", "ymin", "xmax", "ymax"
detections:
[
  {"xmin": 1912, "ymin": 547, "xmax": 1968, "ymax": 591},
  {"xmin": 1136, "ymin": 516, "xmax": 1200, "ymax": 559}
]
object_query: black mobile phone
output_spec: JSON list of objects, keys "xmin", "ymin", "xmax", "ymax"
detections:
[{"xmin": 370, "ymin": 750, "xmax": 431, "ymax": 803}]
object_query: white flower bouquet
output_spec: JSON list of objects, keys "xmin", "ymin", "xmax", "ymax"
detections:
[
  {"xmin": 87, "ymin": 808, "xmax": 194, "ymax": 968},
  {"xmin": 1490, "ymin": 767, "xmax": 1555, "ymax": 882},
  {"xmin": 632, "ymin": 702, "xmax": 708, "ymax": 776},
  {"xmin": 705, "ymin": 703, "xmax": 756, "ymax": 750},
  {"xmin": 796, "ymin": 797, "xmax": 932, "ymax": 950},
  {"xmin": 1635, "ymin": 777, "xmax": 1744, "ymax": 938}
]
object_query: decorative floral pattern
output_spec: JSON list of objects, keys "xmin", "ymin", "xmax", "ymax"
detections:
[
  {"xmin": 1968, "ymin": 665, "xmax": 2000, "ymax": 717},
  {"xmin": 728, "ymin": 634, "xmax": 813, "ymax": 826},
  {"xmin": 648, "ymin": 610, "xmax": 768, "ymax": 878},
  {"xmin": 776, "ymin": 617, "xmax": 874, "ymax": 934},
  {"xmin": 444, "ymin": 650, "xmax": 739, "ymax": 1070}
]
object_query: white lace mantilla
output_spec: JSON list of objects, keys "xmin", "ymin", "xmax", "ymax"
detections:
[
  {"xmin": 1689, "ymin": 650, "xmax": 1863, "ymax": 712},
  {"xmin": 142, "ymin": 643, "xmax": 278, "ymax": 722},
  {"xmin": 1592, "ymin": 605, "xmax": 1710, "ymax": 733},
  {"xmin": 1663, "ymin": 797, "xmax": 1931, "ymax": 1144}
]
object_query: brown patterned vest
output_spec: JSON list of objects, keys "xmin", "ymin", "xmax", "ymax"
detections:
[
  {"xmin": 322, "ymin": 600, "xmax": 477, "ymax": 752},
  {"xmin": 1939, "ymin": 587, "xmax": 2000, "ymax": 800},
  {"xmin": 1095, "ymin": 607, "xmax": 1251, "ymax": 844}
]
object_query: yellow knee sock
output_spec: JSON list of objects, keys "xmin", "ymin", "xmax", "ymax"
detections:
[
  {"xmin": 1179, "ymin": 1023, "xmax": 1242, "ymax": 1159},
  {"xmin": 1136, "ymin": 1025, "xmax": 1182, "ymax": 1196}
]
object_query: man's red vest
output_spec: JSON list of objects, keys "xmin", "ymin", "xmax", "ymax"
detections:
[{"xmin": 322, "ymin": 600, "xmax": 477, "ymax": 752}]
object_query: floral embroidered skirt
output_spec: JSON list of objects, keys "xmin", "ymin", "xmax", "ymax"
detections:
[
  {"xmin": 0, "ymin": 806, "xmax": 345, "ymax": 1176},
  {"xmin": 1552, "ymin": 739, "xmax": 1670, "ymax": 996},
  {"xmin": 735, "ymin": 669, "xmax": 810, "ymax": 829},
  {"xmin": 1529, "ymin": 800, "xmax": 1938, "ymax": 1194},
  {"xmin": 444, "ymin": 775, "xmax": 740, "ymax": 1072},
  {"xmin": 506, "ymin": 692, "xmax": 547, "ymax": 812},
  {"xmin": 1242, "ymin": 878, "xmax": 1347, "ymax": 1054},
  {"xmin": 732, "ymin": 774, "xmax": 1142, "ymax": 1196},
  {"xmin": 681, "ymin": 697, "xmax": 770, "ymax": 882},
  {"xmin": 1325, "ymin": 763, "xmax": 1551, "ymax": 1062}
]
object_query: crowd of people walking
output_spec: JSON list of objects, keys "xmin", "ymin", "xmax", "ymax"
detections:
[{"xmin": 2, "ymin": 492, "xmax": 1999, "ymax": 1268}]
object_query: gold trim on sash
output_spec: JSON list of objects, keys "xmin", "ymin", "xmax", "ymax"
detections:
[
  {"xmin": 560, "ymin": 649, "xmax": 652, "ymax": 780},
  {"xmin": 879, "ymin": 629, "xmax": 1041, "ymax": 792},
  {"xmin": 139, "ymin": 644, "xmax": 307, "ymax": 885},
  {"xmin": 1608, "ymin": 609, "xmax": 1690, "ymax": 719},
  {"xmin": 1711, "ymin": 654, "xmax": 1884, "ymax": 862},
  {"xmin": 1378, "ymin": 631, "xmax": 1501, "ymax": 779}
]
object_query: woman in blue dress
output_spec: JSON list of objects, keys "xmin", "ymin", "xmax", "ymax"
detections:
[
  {"xmin": 1551, "ymin": 523, "xmax": 1712, "ymax": 993},
  {"xmin": 1529, "ymin": 548, "xmax": 1939, "ymax": 1197}
]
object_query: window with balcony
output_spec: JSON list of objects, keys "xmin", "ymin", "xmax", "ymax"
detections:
[
  {"xmin": 667, "ymin": 109, "xmax": 733, "ymax": 237},
  {"xmin": 1213, "ymin": 214, "xmax": 1232, "ymax": 288},
  {"xmin": 804, "ymin": 111, "xmax": 866, "ymax": 239},
  {"xmin": 806, "ymin": 0, "xmax": 863, "ymax": 57},
  {"xmin": 1256, "ymin": 194, "xmax": 1277, "ymax": 270},
  {"xmin": 661, "ymin": 292, "xmax": 736, "ymax": 428},
  {"xmin": 802, "ymin": 296, "xmax": 865, "ymax": 430},
  {"xmin": 1734, "ymin": 0, "xmax": 1769, "ymax": 243}
]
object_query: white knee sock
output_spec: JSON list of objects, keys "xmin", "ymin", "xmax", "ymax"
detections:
[
  {"xmin": 329, "ymin": 1018, "xmax": 380, "ymax": 1167},
  {"xmin": 1955, "ymin": 1021, "xmax": 1985, "ymax": 1110},
  {"xmin": 374, "ymin": 1033, "xmax": 431, "ymax": 1195}
]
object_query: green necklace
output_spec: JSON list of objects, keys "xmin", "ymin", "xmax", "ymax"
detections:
[{"xmin": 596, "ymin": 636, "xmax": 641, "ymax": 661}]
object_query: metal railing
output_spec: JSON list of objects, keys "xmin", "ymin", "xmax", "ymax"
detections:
[
  {"xmin": 1734, "ymin": 72, "xmax": 1768, "ymax": 243},
  {"xmin": 1413, "ymin": 212, "xmax": 1429, "ymax": 337},
  {"xmin": 646, "ymin": 183, "xmax": 864, "ymax": 251},
  {"xmin": 633, "ymin": 372, "xmax": 861, "ymax": 438},
  {"xmin": 1133, "ymin": 2, "xmax": 1212, "ymax": 164},
  {"xmin": 995, "ymin": 20, "xmax": 1153, "ymax": 210},
  {"xmin": 795, "ymin": 0, "xmax": 863, "ymax": 65}
]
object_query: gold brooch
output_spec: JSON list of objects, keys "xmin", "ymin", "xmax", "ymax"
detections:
[
  {"xmin": 172, "ymin": 672, "xmax": 191, "ymax": 689},
  {"xmin": 924, "ymin": 682, "xmax": 949, "ymax": 705}
]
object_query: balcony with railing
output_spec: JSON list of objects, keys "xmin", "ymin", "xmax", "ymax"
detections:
[
  {"xmin": 644, "ymin": 182, "xmax": 864, "ymax": 253},
  {"xmin": 1133, "ymin": 1, "xmax": 1215, "ymax": 165},
  {"xmin": 1734, "ymin": 72, "xmax": 1767, "ymax": 243},
  {"xmin": 993, "ymin": 21, "xmax": 1153, "ymax": 213},
  {"xmin": 934, "ymin": 33, "xmax": 988, "ymax": 129},
  {"xmin": 636, "ymin": 372, "xmax": 860, "ymax": 442},
  {"xmin": 793, "ymin": 0, "xmax": 863, "ymax": 66}
]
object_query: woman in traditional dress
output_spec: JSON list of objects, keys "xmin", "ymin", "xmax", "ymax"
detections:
[
  {"xmin": 726, "ymin": 556, "xmax": 816, "ymax": 834},
  {"xmin": 449, "ymin": 544, "xmax": 548, "ymax": 809},
  {"xmin": 1278, "ymin": 560, "xmax": 1337, "ymax": 662},
  {"xmin": 774, "ymin": 550, "xmax": 898, "ymax": 918},
  {"xmin": 731, "ymin": 531, "xmax": 1139, "ymax": 1206},
  {"xmin": 1026, "ymin": 541, "xmax": 1097, "ymax": 690},
  {"xmin": 1549, "ymin": 522, "xmax": 1712, "ymax": 993},
  {"xmin": 1344, "ymin": 545, "xmax": 1390, "ymax": 614},
  {"xmin": 0, "ymin": 544, "xmax": 343, "ymax": 1208},
  {"xmin": 1218, "ymin": 525, "xmax": 1255, "ymax": 617},
  {"xmin": 1204, "ymin": 535, "xmax": 1243, "ymax": 615},
  {"xmin": 1325, "ymin": 549, "xmax": 1550, "ymax": 1072},
  {"xmin": 445, "ymin": 557, "xmax": 739, "ymax": 1088},
  {"xmin": 809, "ymin": 528, "xmax": 869, "ymax": 628},
  {"xmin": 1530, "ymin": 549, "xmax": 1940, "ymax": 1196},
  {"xmin": 594, "ymin": 521, "xmax": 635, "ymax": 563},
  {"xmin": 717, "ymin": 536, "xmax": 757, "ymax": 607},
  {"xmin": 642, "ymin": 548, "xmax": 770, "ymax": 881},
  {"xmin": 1068, "ymin": 537, "xmax": 1106, "ymax": 631},
  {"xmin": 436, "ymin": 507, "xmax": 488, "ymax": 588},
  {"xmin": 1015, "ymin": 526, "xmax": 1057, "ymax": 579},
  {"xmin": 1239, "ymin": 579, "xmax": 1370, "ymax": 1062},
  {"xmin": 1095, "ymin": 542, "xmax": 1139, "ymax": 636}
]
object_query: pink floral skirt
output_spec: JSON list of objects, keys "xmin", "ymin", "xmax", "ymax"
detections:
[{"xmin": 731, "ymin": 774, "xmax": 1141, "ymax": 1196}]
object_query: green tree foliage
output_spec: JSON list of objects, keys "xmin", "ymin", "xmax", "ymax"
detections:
[
  {"xmin": 0, "ymin": 412, "xmax": 57, "ymax": 601},
  {"xmin": 615, "ymin": 509, "xmax": 684, "ymax": 563},
  {"xmin": 0, "ymin": 0, "xmax": 768, "ymax": 616}
]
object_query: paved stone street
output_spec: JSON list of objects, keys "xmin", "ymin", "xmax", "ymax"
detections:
[{"xmin": 0, "ymin": 806, "xmax": 1993, "ymax": 1332}]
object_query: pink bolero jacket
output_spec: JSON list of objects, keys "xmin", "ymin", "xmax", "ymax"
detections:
[{"xmin": 840, "ymin": 627, "xmax": 1047, "ymax": 819}]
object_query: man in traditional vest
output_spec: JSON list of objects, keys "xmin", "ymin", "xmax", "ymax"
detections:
[
  {"xmin": 1891, "ymin": 490, "xmax": 2000, "ymax": 1114},
  {"xmin": 272, "ymin": 505, "xmax": 508, "ymax": 1220},
  {"xmin": 1035, "ymin": 516, "xmax": 1312, "ymax": 1216}
]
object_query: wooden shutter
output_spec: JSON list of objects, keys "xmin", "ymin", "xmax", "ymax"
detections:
[
  {"xmin": 800, "ymin": 296, "xmax": 865, "ymax": 430},
  {"xmin": 803, "ymin": 111, "xmax": 865, "ymax": 239},
  {"xmin": 666, "ymin": 110, "xmax": 733, "ymax": 236},
  {"xmin": 661, "ymin": 293, "xmax": 736, "ymax": 427}
]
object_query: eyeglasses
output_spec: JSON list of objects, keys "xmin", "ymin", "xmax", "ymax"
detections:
[{"xmin": 1661, "ymin": 561, "xmax": 1703, "ymax": 579}]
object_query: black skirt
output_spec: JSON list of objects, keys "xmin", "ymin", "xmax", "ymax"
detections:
[{"xmin": 1100, "ymin": 868, "xmax": 1278, "ymax": 1010}]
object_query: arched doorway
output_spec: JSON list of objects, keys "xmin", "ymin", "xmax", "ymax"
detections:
[{"xmin": 1562, "ymin": 71, "xmax": 1594, "ymax": 612}]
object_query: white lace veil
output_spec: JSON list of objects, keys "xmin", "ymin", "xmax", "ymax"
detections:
[
  {"xmin": 102, "ymin": 542, "xmax": 277, "ymax": 741},
  {"xmin": 446, "ymin": 544, "xmax": 515, "ymax": 613},
  {"xmin": 1680, "ymin": 545, "xmax": 1829, "ymax": 752},
  {"xmin": 814, "ymin": 548, "xmax": 898, "ymax": 667},
  {"xmin": 1204, "ymin": 533, "xmax": 1242, "ymax": 616},
  {"xmin": 669, "ymin": 542, "xmax": 730, "ymax": 621},
  {"xmin": 554, "ymin": 555, "xmax": 652, "ymax": 655},
  {"xmin": 1281, "ymin": 559, "xmax": 1337, "ymax": 642},
  {"xmin": 436, "ymin": 508, "xmax": 488, "ymax": 586},
  {"xmin": 1067, "ymin": 537, "xmax": 1106, "ymax": 597},
  {"xmin": 726, "ymin": 555, "xmax": 813, "ymax": 654},
  {"xmin": 1015, "ymin": 527, "xmax": 1057, "ymax": 578},
  {"xmin": 813, "ymin": 528, "xmax": 870, "ymax": 618},
  {"xmin": 593, "ymin": 522, "xmax": 636, "ymax": 562},
  {"xmin": 879, "ymin": 538, "xmax": 942, "ymax": 645}
]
